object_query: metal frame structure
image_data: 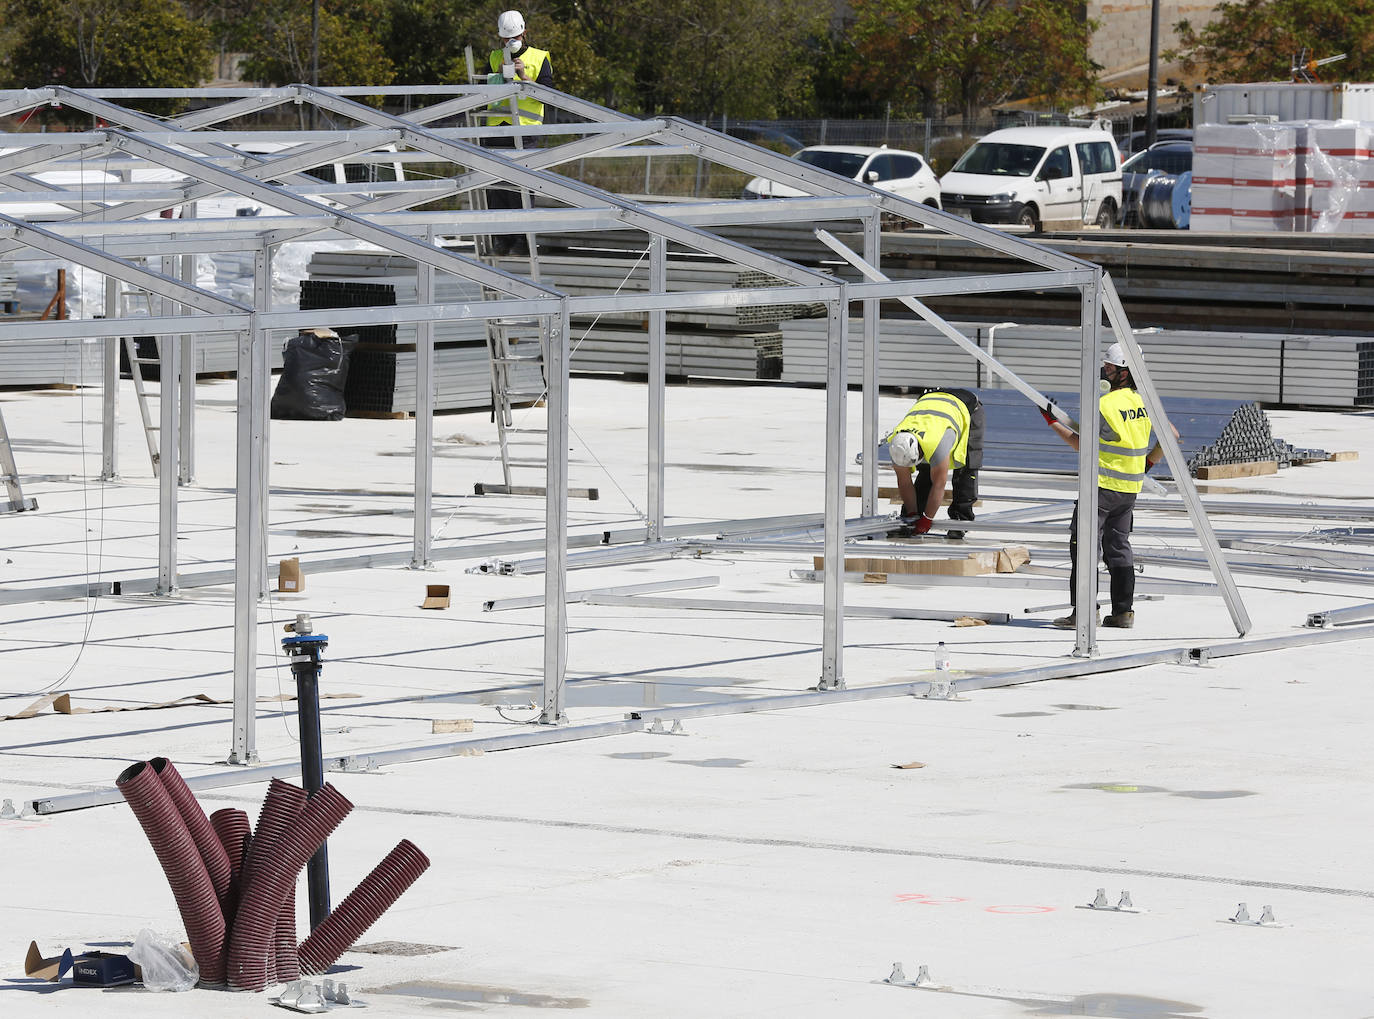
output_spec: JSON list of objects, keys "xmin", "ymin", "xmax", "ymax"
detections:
[{"xmin": 0, "ymin": 82, "xmax": 1247, "ymax": 763}]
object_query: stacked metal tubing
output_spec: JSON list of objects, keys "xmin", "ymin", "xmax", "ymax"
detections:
[
  {"xmin": 118, "ymin": 763, "xmax": 431, "ymax": 992},
  {"xmin": 299, "ymin": 839, "xmax": 431, "ymax": 974}
]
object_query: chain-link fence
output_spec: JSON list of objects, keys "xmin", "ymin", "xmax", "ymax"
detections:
[{"xmin": 562, "ymin": 113, "xmax": 1112, "ymax": 200}]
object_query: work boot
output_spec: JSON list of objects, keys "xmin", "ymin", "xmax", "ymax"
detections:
[
  {"xmin": 1052, "ymin": 614, "xmax": 1076, "ymax": 629},
  {"xmin": 1102, "ymin": 611, "xmax": 1135, "ymax": 628}
]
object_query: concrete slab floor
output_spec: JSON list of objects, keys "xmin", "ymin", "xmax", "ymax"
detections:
[{"xmin": 1, "ymin": 377, "xmax": 1372, "ymax": 1017}]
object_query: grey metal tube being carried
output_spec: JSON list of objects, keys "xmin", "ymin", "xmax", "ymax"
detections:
[{"xmin": 116, "ymin": 760, "xmax": 227, "ymax": 985}]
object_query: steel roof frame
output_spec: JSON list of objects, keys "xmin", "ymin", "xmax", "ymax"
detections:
[{"xmin": 0, "ymin": 83, "xmax": 1234, "ymax": 764}]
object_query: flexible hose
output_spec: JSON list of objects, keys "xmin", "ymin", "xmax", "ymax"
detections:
[
  {"xmin": 298, "ymin": 839, "xmax": 430, "ymax": 974},
  {"xmin": 152, "ymin": 757, "xmax": 233, "ymax": 908},
  {"xmin": 227, "ymin": 783, "xmax": 352, "ymax": 992},
  {"xmin": 116, "ymin": 760, "xmax": 226, "ymax": 985}
]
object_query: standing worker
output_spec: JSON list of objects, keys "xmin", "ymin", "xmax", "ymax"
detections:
[
  {"xmin": 485, "ymin": 10, "xmax": 554, "ymax": 255},
  {"xmin": 885, "ymin": 388, "xmax": 984, "ymax": 538},
  {"xmin": 1043, "ymin": 343, "xmax": 1169, "ymax": 629}
]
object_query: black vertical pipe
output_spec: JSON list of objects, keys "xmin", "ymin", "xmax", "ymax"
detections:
[
  {"xmin": 284, "ymin": 628, "xmax": 331, "ymax": 929},
  {"xmin": 1145, "ymin": 0, "xmax": 1161, "ymax": 150}
]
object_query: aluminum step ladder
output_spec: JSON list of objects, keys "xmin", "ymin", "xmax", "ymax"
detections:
[
  {"xmin": 117, "ymin": 283, "xmax": 164, "ymax": 477},
  {"xmin": 0, "ymin": 405, "xmax": 38, "ymax": 513}
]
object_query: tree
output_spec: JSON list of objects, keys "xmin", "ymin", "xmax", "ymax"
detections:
[
  {"xmin": 844, "ymin": 0, "xmax": 1099, "ymax": 126},
  {"xmin": 236, "ymin": 0, "xmax": 394, "ymax": 87},
  {"xmin": 1170, "ymin": 0, "xmax": 1374, "ymax": 83},
  {"xmin": 4, "ymin": 0, "xmax": 212, "ymax": 99}
]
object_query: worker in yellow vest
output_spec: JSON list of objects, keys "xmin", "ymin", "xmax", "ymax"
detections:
[
  {"xmin": 884, "ymin": 388, "xmax": 984, "ymax": 539},
  {"xmin": 1043, "ymin": 343, "xmax": 1170, "ymax": 629},
  {"xmin": 485, "ymin": 10, "xmax": 554, "ymax": 256}
]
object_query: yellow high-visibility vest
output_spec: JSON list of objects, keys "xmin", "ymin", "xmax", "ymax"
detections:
[
  {"xmin": 1098, "ymin": 387, "xmax": 1153, "ymax": 493},
  {"xmin": 886, "ymin": 391, "xmax": 971, "ymax": 468},
  {"xmin": 488, "ymin": 47, "xmax": 550, "ymax": 126}
]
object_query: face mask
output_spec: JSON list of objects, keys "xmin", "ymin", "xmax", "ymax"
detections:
[{"xmin": 503, "ymin": 37, "xmax": 523, "ymax": 53}]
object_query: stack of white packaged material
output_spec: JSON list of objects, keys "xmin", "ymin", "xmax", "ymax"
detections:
[{"xmin": 1191, "ymin": 123, "xmax": 1299, "ymax": 232}]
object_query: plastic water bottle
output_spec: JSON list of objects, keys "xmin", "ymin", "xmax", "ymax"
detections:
[{"xmin": 934, "ymin": 641, "xmax": 951, "ymax": 672}]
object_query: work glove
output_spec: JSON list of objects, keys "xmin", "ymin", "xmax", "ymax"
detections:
[
  {"xmin": 1040, "ymin": 401, "xmax": 1058, "ymax": 427},
  {"xmin": 914, "ymin": 513, "xmax": 934, "ymax": 535}
]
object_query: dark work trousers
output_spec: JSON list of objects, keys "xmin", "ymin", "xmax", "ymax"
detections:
[
  {"xmin": 913, "ymin": 388, "xmax": 985, "ymax": 523},
  {"xmin": 483, "ymin": 134, "xmax": 526, "ymax": 254},
  {"xmin": 1068, "ymin": 487, "xmax": 1137, "ymax": 615}
]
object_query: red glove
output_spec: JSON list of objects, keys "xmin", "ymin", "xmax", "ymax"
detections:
[
  {"xmin": 1040, "ymin": 405, "xmax": 1058, "ymax": 426},
  {"xmin": 914, "ymin": 513, "xmax": 934, "ymax": 535}
]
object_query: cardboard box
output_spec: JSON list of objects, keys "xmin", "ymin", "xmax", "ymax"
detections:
[
  {"xmin": 70, "ymin": 952, "xmax": 137, "ymax": 987},
  {"xmin": 25, "ymin": 941, "xmax": 75, "ymax": 981},
  {"xmin": 814, "ymin": 554, "xmax": 994, "ymax": 577},
  {"xmin": 277, "ymin": 557, "xmax": 303, "ymax": 593},
  {"xmin": 421, "ymin": 584, "xmax": 451, "ymax": 609}
]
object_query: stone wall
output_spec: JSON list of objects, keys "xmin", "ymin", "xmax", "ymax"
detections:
[{"xmin": 1088, "ymin": 1, "xmax": 1223, "ymax": 80}]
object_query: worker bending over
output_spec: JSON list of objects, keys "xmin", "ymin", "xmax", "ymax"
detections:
[
  {"xmin": 885, "ymin": 388, "xmax": 984, "ymax": 538},
  {"xmin": 1043, "ymin": 343, "xmax": 1171, "ymax": 629}
]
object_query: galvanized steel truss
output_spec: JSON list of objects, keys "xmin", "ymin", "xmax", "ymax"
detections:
[{"xmin": 0, "ymin": 83, "xmax": 1247, "ymax": 762}]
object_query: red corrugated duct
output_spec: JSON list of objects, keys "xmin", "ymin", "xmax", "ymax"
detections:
[
  {"xmin": 236, "ymin": 778, "xmax": 307, "ymax": 987},
  {"xmin": 116, "ymin": 760, "xmax": 227, "ymax": 985},
  {"xmin": 298, "ymin": 839, "xmax": 430, "ymax": 975},
  {"xmin": 209, "ymin": 807, "xmax": 251, "ymax": 921},
  {"xmin": 152, "ymin": 758, "xmax": 233, "ymax": 908},
  {"xmin": 226, "ymin": 783, "xmax": 352, "ymax": 992},
  {"xmin": 275, "ymin": 887, "xmax": 300, "ymax": 982}
]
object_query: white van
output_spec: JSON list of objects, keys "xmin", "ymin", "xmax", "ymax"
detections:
[{"xmin": 939, "ymin": 126, "xmax": 1122, "ymax": 231}]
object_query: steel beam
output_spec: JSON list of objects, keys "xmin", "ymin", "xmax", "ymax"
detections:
[
  {"xmin": 541, "ymin": 307, "xmax": 571, "ymax": 725},
  {"xmin": 1100, "ymin": 274, "xmax": 1251, "ymax": 636},
  {"xmin": 1074, "ymin": 280, "xmax": 1102, "ymax": 657},
  {"xmin": 820, "ymin": 288, "xmax": 848, "ymax": 691}
]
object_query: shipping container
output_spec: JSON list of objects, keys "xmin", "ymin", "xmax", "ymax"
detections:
[{"xmin": 1194, "ymin": 82, "xmax": 1374, "ymax": 125}]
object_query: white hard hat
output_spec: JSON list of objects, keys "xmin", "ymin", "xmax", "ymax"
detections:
[
  {"xmin": 497, "ymin": 10, "xmax": 525, "ymax": 38},
  {"xmin": 1103, "ymin": 342, "xmax": 1129, "ymax": 367},
  {"xmin": 888, "ymin": 432, "xmax": 921, "ymax": 468}
]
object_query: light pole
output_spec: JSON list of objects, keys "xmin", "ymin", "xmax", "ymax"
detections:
[{"xmin": 1145, "ymin": 0, "xmax": 1160, "ymax": 149}]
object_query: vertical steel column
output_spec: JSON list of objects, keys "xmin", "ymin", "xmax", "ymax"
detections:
[
  {"xmin": 540, "ymin": 305, "xmax": 570, "ymax": 725},
  {"xmin": 178, "ymin": 240, "xmax": 196, "ymax": 486},
  {"xmin": 229, "ymin": 316, "xmax": 265, "ymax": 765},
  {"xmin": 411, "ymin": 233, "xmax": 435, "ymax": 569},
  {"xmin": 1073, "ymin": 280, "xmax": 1102, "ymax": 657},
  {"xmin": 1099, "ymin": 275, "xmax": 1251, "ymax": 635},
  {"xmin": 101, "ymin": 278, "xmax": 119, "ymax": 481},
  {"xmin": 156, "ymin": 258, "xmax": 180, "ymax": 596},
  {"xmin": 256, "ymin": 246, "xmax": 272, "ymax": 599},
  {"xmin": 647, "ymin": 235, "xmax": 666, "ymax": 541},
  {"xmin": 819, "ymin": 286, "xmax": 848, "ymax": 691},
  {"xmin": 860, "ymin": 215, "xmax": 880, "ymax": 517}
]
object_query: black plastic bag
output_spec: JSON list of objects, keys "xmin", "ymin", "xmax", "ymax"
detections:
[{"xmin": 271, "ymin": 329, "xmax": 353, "ymax": 421}]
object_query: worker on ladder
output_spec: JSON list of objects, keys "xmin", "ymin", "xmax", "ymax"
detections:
[{"xmin": 485, "ymin": 10, "xmax": 554, "ymax": 256}]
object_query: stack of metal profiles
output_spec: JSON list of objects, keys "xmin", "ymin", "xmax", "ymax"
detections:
[
  {"xmin": 942, "ymin": 388, "xmax": 1323, "ymax": 478},
  {"xmin": 781, "ymin": 318, "xmax": 1371, "ymax": 407}
]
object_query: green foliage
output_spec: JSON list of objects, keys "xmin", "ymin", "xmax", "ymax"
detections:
[
  {"xmin": 845, "ymin": 0, "xmax": 1099, "ymax": 124},
  {"xmin": 4, "ymin": 0, "xmax": 212, "ymax": 103},
  {"xmin": 236, "ymin": 0, "xmax": 395, "ymax": 87},
  {"xmin": 1169, "ymin": 0, "xmax": 1374, "ymax": 83}
]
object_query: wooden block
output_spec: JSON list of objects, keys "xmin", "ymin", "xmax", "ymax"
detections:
[
  {"xmin": 432, "ymin": 719, "xmax": 474, "ymax": 734},
  {"xmin": 862, "ymin": 572, "xmax": 888, "ymax": 583},
  {"xmin": 814, "ymin": 554, "xmax": 993, "ymax": 576},
  {"xmin": 1195, "ymin": 460, "xmax": 1278, "ymax": 480},
  {"xmin": 1328, "ymin": 451, "xmax": 1359, "ymax": 462}
]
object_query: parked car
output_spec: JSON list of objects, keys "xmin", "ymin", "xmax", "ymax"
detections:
[
  {"xmin": 1124, "ymin": 128, "xmax": 1193, "ymax": 156},
  {"xmin": 741, "ymin": 145, "xmax": 942, "ymax": 208},
  {"xmin": 1119, "ymin": 141, "xmax": 1193, "ymax": 227},
  {"xmin": 939, "ymin": 126, "xmax": 1123, "ymax": 231},
  {"xmin": 725, "ymin": 123, "xmax": 805, "ymax": 154}
]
